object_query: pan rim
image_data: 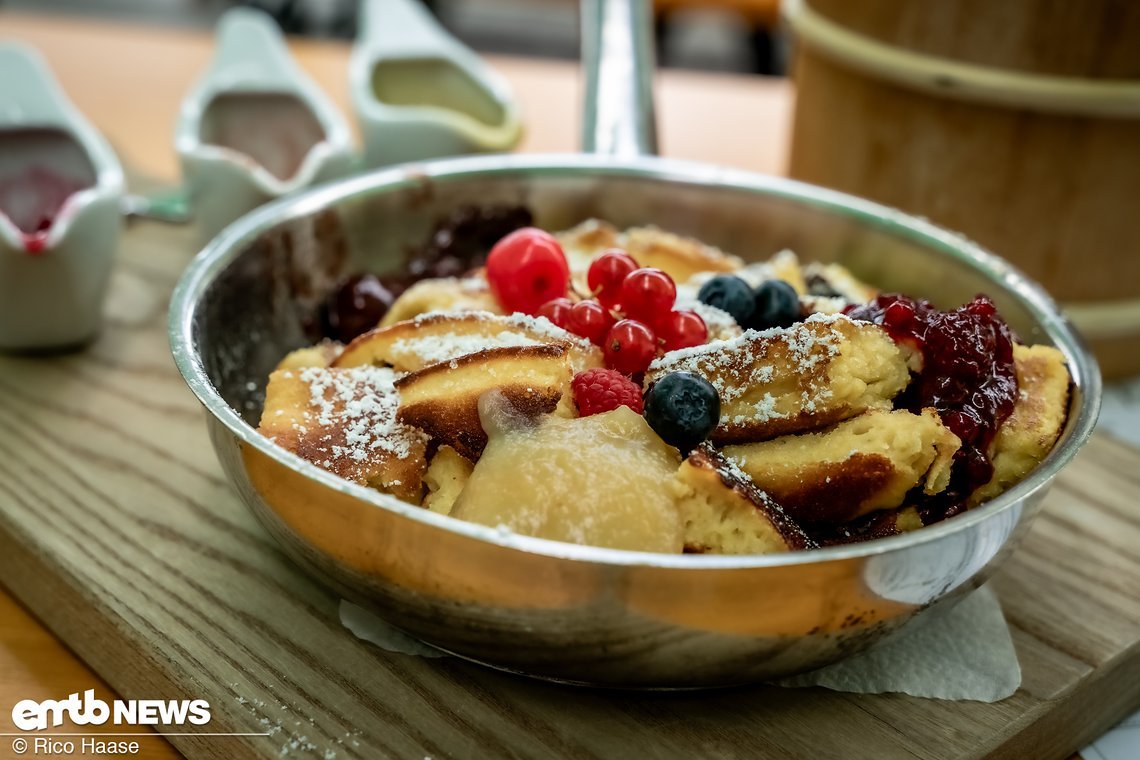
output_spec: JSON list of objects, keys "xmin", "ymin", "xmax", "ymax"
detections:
[{"xmin": 169, "ymin": 152, "xmax": 1101, "ymax": 570}]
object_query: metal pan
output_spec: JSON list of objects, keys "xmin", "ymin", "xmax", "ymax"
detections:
[{"xmin": 169, "ymin": 0, "xmax": 1100, "ymax": 688}]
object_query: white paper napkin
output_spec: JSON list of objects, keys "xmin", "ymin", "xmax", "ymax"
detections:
[
  {"xmin": 340, "ymin": 583, "xmax": 1020, "ymax": 701},
  {"xmin": 777, "ymin": 585, "xmax": 1019, "ymax": 700},
  {"xmin": 1083, "ymin": 710, "xmax": 1140, "ymax": 760}
]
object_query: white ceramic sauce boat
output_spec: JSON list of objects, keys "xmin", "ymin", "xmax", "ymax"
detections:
[
  {"xmin": 177, "ymin": 7, "xmax": 354, "ymax": 244},
  {"xmin": 351, "ymin": 0, "xmax": 523, "ymax": 168},
  {"xmin": 0, "ymin": 44, "xmax": 125, "ymax": 352}
]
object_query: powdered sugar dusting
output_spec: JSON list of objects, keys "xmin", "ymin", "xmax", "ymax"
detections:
[
  {"xmin": 647, "ymin": 313, "xmax": 853, "ymax": 426},
  {"xmin": 408, "ymin": 311, "xmax": 594, "ymax": 355},
  {"xmin": 294, "ymin": 366, "xmax": 425, "ymax": 478},
  {"xmin": 650, "ymin": 312, "xmax": 850, "ymax": 375},
  {"xmin": 391, "ymin": 330, "xmax": 542, "ymax": 365},
  {"xmin": 502, "ymin": 312, "xmax": 594, "ymax": 350}
]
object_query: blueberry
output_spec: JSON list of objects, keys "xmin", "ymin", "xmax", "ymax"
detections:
[
  {"xmin": 751, "ymin": 279, "xmax": 801, "ymax": 330},
  {"xmin": 644, "ymin": 372, "xmax": 721, "ymax": 452},
  {"xmin": 697, "ymin": 275, "xmax": 755, "ymax": 327}
]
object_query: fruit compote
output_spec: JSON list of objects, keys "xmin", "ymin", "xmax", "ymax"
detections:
[
  {"xmin": 847, "ymin": 294, "xmax": 1018, "ymax": 520},
  {"xmin": 450, "ymin": 394, "xmax": 683, "ymax": 553},
  {"xmin": 322, "ymin": 204, "xmax": 533, "ymax": 341}
]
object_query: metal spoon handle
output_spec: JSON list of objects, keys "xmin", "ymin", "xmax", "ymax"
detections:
[{"xmin": 581, "ymin": 0, "xmax": 659, "ymax": 157}]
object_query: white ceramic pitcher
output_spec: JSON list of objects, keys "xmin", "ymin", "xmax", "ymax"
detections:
[
  {"xmin": 351, "ymin": 0, "xmax": 523, "ymax": 167},
  {"xmin": 177, "ymin": 8, "xmax": 355, "ymax": 243},
  {"xmin": 0, "ymin": 44, "xmax": 125, "ymax": 352}
]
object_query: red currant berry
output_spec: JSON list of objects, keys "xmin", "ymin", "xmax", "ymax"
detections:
[
  {"xmin": 619, "ymin": 268, "xmax": 676, "ymax": 323},
  {"xmin": 587, "ymin": 249, "xmax": 638, "ymax": 308},
  {"xmin": 536, "ymin": 297, "xmax": 574, "ymax": 330},
  {"xmin": 567, "ymin": 299, "xmax": 615, "ymax": 345},
  {"xmin": 659, "ymin": 309, "xmax": 707, "ymax": 352},
  {"xmin": 604, "ymin": 319, "xmax": 657, "ymax": 375},
  {"xmin": 485, "ymin": 227, "xmax": 570, "ymax": 315}
]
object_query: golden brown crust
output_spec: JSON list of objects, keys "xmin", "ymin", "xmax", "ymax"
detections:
[
  {"xmin": 273, "ymin": 340, "xmax": 343, "ymax": 371},
  {"xmin": 766, "ymin": 250, "xmax": 809, "ymax": 296},
  {"xmin": 623, "ymin": 226, "xmax": 742, "ymax": 283},
  {"xmin": 258, "ymin": 367, "xmax": 428, "ymax": 502},
  {"xmin": 761, "ymin": 452, "xmax": 896, "ymax": 525},
  {"xmin": 334, "ymin": 311, "xmax": 602, "ymax": 373},
  {"xmin": 723, "ymin": 409, "xmax": 961, "ymax": 525},
  {"xmin": 396, "ymin": 345, "xmax": 572, "ymax": 460},
  {"xmin": 556, "ymin": 218, "xmax": 622, "ymax": 256},
  {"xmin": 379, "ymin": 276, "xmax": 503, "ymax": 327},
  {"xmin": 676, "ymin": 445, "xmax": 814, "ymax": 553},
  {"xmin": 970, "ymin": 344, "xmax": 1071, "ymax": 505}
]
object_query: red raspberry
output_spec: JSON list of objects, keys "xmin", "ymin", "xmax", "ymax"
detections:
[{"xmin": 571, "ymin": 368, "xmax": 645, "ymax": 417}]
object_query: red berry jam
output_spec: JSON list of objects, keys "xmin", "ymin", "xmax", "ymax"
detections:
[{"xmin": 847, "ymin": 294, "xmax": 1018, "ymax": 516}]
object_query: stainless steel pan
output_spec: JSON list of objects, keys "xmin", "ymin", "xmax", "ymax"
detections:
[{"xmin": 169, "ymin": 0, "xmax": 1100, "ymax": 688}]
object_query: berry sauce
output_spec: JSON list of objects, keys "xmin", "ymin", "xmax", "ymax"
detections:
[
  {"xmin": 409, "ymin": 204, "xmax": 533, "ymax": 281},
  {"xmin": 847, "ymin": 294, "xmax": 1019, "ymax": 521},
  {"xmin": 0, "ymin": 166, "xmax": 86, "ymax": 254},
  {"xmin": 321, "ymin": 204, "xmax": 532, "ymax": 340}
]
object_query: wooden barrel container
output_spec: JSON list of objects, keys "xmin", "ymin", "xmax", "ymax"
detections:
[{"xmin": 785, "ymin": 0, "xmax": 1140, "ymax": 378}]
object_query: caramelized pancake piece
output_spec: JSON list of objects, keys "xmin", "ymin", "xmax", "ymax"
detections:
[
  {"xmin": 723, "ymin": 409, "xmax": 960, "ymax": 525},
  {"xmin": 379, "ymin": 276, "xmax": 503, "ymax": 327},
  {"xmin": 396, "ymin": 344, "xmax": 573, "ymax": 460},
  {"xmin": 647, "ymin": 314, "xmax": 909, "ymax": 443},
  {"xmin": 556, "ymin": 218, "xmax": 623, "ymax": 274},
  {"xmin": 970, "ymin": 344, "xmax": 1071, "ymax": 505},
  {"xmin": 422, "ymin": 445, "xmax": 474, "ymax": 516},
  {"xmin": 451, "ymin": 404, "xmax": 683, "ymax": 552},
  {"xmin": 258, "ymin": 366, "xmax": 428, "ymax": 502},
  {"xmin": 335, "ymin": 311, "xmax": 602, "ymax": 373},
  {"xmin": 624, "ymin": 226, "xmax": 742, "ymax": 283},
  {"xmin": 673, "ymin": 445, "xmax": 814, "ymax": 554},
  {"xmin": 274, "ymin": 340, "xmax": 343, "ymax": 371},
  {"xmin": 766, "ymin": 250, "xmax": 809, "ymax": 295}
]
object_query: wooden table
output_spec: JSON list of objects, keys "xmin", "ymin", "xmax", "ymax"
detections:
[
  {"xmin": 0, "ymin": 12, "xmax": 790, "ymax": 759},
  {"xmin": 0, "ymin": 11, "xmax": 1135, "ymax": 760}
]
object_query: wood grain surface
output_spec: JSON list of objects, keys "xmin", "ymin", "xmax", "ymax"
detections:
[{"xmin": 0, "ymin": 11, "xmax": 1137, "ymax": 760}]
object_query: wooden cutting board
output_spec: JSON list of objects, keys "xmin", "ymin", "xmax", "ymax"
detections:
[{"xmin": 0, "ymin": 214, "xmax": 1137, "ymax": 760}]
